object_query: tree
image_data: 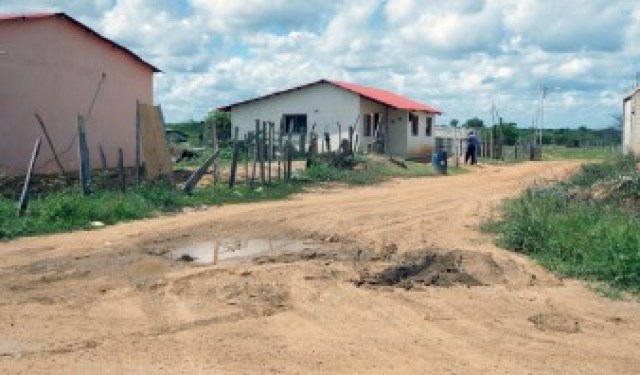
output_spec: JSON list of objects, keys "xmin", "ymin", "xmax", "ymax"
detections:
[
  {"xmin": 205, "ymin": 110, "xmax": 231, "ymax": 140},
  {"xmin": 464, "ymin": 117, "xmax": 484, "ymax": 129},
  {"xmin": 449, "ymin": 119, "xmax": 459, "ymax": 127},
  {"xmin": 501, "ymin": 122, "xmax": 519, "ymax": 145}
]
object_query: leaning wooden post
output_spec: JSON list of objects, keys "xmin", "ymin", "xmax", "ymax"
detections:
[
  {"xmin": 229, "ymin": 127, "xmax": 240, "ymax": 188},
  {"xmin": 17, "ymin": 138, "xmax": 41, "ymax": 216},
  {"xmin": 135, "ymin": 100, "xmax": 141, "ymax": 185},
  {"xmin": 99, "ymin": 145, "xmax": 109, "ymax": 189},
  {"xmin": 117, "ymin": 148, "xmax": 126, "ymax": 193},
  {"xmin": 211, "ymin": 117, "xmax": 219, "ymax": 186},
  {"xmin": 77, "ymin": 115, "xmax": 91, "ymax": 196},
  {"xmin": 183, "ymin": 150, "xmax": 220, "ymax": 193}
]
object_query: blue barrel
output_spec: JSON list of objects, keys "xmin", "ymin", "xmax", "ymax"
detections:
[{"xmin": 431, "ymin": 151, "xmax": 448, "ymax": 174}]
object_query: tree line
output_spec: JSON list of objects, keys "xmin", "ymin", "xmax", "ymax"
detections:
[{"xmin": 448, "ymin": 117, "xmax": 621, "ymax": 147}]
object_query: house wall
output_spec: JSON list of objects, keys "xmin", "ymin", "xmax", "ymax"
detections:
[
  {"xmin": 623, "ymin": 89, "xmax": 640, "ymax": 155},
  {"xmin": 0, "ymin": 17, "xmax": 154, "ymax": 173},
  {"xmin": 229, "ymin": 82, "xmax": 359, "ymax": 152},
  {"xmin": 406, "ymin": 111, "xmax": 436, "ymax": 157},
  {"xmin": 356, "ymin": 99, "xmax": 436, "ymax": 157}
]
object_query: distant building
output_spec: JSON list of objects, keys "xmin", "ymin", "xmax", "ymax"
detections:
[
  {"xmin": 0, "ymin": 13, "xmax": 160, "ymax": 174},
  {"xmin": 219, "ymin": 79, "xmax": 442, "ymax": 157},
  {"xmin": 623, "ymin": 86, "xmax": 640, "ymax": 154},
  {"xmin": 434, "ymin": 125, "xmax": 468, "ymax": 156}
]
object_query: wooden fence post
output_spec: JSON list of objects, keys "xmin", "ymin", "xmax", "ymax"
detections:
[
  {"xmin": 278, "ymin": 129, "xmax": 283, "ymax": 181},
  {"xmin": 99, "ymin": 145, "xmax": 109, "ymax": 189},
  {"xmin": 135, "ymin": 100, "xmax": 141, "ymax": 185},
  {"xmin": 287, "ymin": 129, "xmax": 293, "ymax": 180},
  {"xmin": 244, "ymin": 133, "xmax": 249, "ymax": 187},
  {"xmin": 261, "ymin": 121, "xmax": 267, "ymax": 185},
  {"xmin": 348, "ymin": 126, "xmax": 354, "ymax": 155},
  {"xmin": 211, "ymin": 118, "xmax": 219, "ymax": 186},
  {"xmin": 324, "ymin": 132, "xmax": 331, "ymax": 153},
  {"xmin": 250, "ymin": 120, "xmax": 260, "ymax": 188},
  {"xmin": 268, "ymin": 122, "xmax": 274, "ymax": 184},
  {"xmin": 77, "ymin": 115, "xmax": 91, "ymax": 196},
  {"xmin": 17, "ymin": 138, "xmax": 41, "ymax": 216},
  {"xmin": 229, "ymin": 127, "xmax": 240, "ymax": 188},
  {"xmin": 117, "ymin": 148, "xmax": 126, "ymax": 193}
]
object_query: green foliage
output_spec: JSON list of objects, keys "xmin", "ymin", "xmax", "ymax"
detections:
[
  {"xmin": 0, "ymin": 181, "xmax": 303, "ymax": 240},
  {"xmin": 567, "ymin": 155, "xmax": 637, "ymax": 187},
  {"xmin": 484, "ymin": 156, "xmax": 640, "ymax": 293},
  {"xmin": 304, "ymin": 156, "xmax": 462, "ymax": 185},
  {"xmin": 205, "ymin": 110, "xmax": 232, "ymax": 141},
  {"xmin": 464, "ymin": 117, "xmax": 484, "ymax": 129},
  {"xmin": 1, "ymin": 155, "xmax": 445, "ymax": 240}
]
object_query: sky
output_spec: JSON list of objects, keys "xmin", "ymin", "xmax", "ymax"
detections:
[{"xmin": 2, "ymin": 0, "xmax": 640, "ymax": 129}]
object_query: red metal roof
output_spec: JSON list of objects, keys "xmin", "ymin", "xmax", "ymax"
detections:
[
  {"xmin": 327, "ymin": 80, "xmax": 442, "ymax": 114},
  {"xmin": 0, "ymin": 12, "xmax": 161, "ymax": 72},
  {"xmin": 219, "ymin": 79, "xmax": 442, "ymax": 114}
]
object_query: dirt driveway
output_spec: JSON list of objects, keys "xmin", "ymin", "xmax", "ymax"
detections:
[{"xmin": 1, "ymin": 161, "xmax": 639, "ymax": 374}]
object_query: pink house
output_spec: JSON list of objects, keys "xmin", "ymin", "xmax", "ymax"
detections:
[{"xmin": 0, "ymin": 13, "xmax": 160, "ymax": 174}]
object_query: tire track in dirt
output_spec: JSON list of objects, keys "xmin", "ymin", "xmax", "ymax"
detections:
[{"xmin": 3, "ymin": 161, "xmax": 640, "ymax": 374}]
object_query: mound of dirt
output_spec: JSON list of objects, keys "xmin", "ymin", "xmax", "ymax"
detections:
[
  {"xmin": 355, "ymin": 251, "xmax": 482, "ymax": 289},
  {"xmin": 353, "ymin": 249, "xmax": 543, "ymax": 289}
]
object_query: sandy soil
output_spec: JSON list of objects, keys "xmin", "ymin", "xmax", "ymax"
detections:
[{"xmin": 1, "ymin": 161, "xmax": 639, "ymax": 374}]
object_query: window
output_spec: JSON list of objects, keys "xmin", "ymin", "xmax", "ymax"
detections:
[
  {"xmin": 425, "ymin": 116, "xmax": 433, "ymax": 136},
  {"xmin": 282, "ymin": 114, "xmax": 307, "ymax": 134},
  {"xmin": 410, "ymin": 113, "xmax": 419, "ymax": 136}
]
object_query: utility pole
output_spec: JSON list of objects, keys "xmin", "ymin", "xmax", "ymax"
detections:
[{"xmin": 538, "ymin": 85, "xmax": 548, "ymax": 146}]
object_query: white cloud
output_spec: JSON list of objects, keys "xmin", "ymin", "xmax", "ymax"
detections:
[
  {"xmin": 190, "ymin": 0, "xmax": 334, "ymax": 33},
  {"xmin": 2, "ymin": 0, "xmax": 640, "ymax": 128}
]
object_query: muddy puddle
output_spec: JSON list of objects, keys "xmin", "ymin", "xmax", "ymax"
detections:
[{"xmin": 171, "ymin": 238, "xmax": 316, "ymax": 266}]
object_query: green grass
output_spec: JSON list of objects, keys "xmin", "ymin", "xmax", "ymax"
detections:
[
  {"xmin": 1, "ymin": 155, "xmax": 446, "ymax": 240},
  {"xmin": 483, "ymin": 155, "xmax": 640, "ymax": 294},
  {"xmin": 304, "ymin": 156, "xmax": 463, "ymax": 185},
  {"xmin": 476, "ymin": 145, "xmax": 620, "ymax": 165},
  {"xmin": 0, "ymin": 181, "xmax": 303, "ymax": 240},
  {"xmin": 542, "ymin": 145, "xmax": 620, "ymax": 160}
]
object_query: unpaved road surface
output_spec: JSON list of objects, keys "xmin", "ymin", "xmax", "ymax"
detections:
[{"xmin": 1, "ymin": 161, "xmax": 639, "ymax": 374}]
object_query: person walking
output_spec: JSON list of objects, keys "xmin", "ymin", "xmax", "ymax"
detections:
[{"xmin": 465, "ymin": 130, "xmax": 478, "ymax": 165}]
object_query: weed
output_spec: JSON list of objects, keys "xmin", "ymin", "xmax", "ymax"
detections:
[{"xmin": 484, "ymin": 155, "xmax": 640, "ymax": 294}]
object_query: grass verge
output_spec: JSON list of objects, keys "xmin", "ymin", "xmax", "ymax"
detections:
[
  {"xmin": 483, "ymin": 155, "xmax": 640, "ymax": 295},
  {"xmin": 1, "ymin": 156, "xmax": 446, "ymax": 240}
]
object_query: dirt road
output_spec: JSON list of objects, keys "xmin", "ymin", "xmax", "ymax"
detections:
[{"xmin": 1, "ymin": 161, "xmax": 639, "ymax": 374}]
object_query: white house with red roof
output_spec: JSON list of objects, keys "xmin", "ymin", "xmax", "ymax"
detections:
[
  {"xmin": 219, "ymin": 79, "xmax": 442, "ymax": 157},
  {"xmin": 0, "ymin": 12, "xmax": 159, "ymax": 174}
]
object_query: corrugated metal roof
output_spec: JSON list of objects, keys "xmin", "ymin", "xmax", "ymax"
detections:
[
  {"xmin": 327, "ymin": 80, "xmax": 442, "ymax": 114},
  {"xmin": 219, "ymin": 79, "xmax": 442, "ymax": 114},
  {"xmin": 0, "ymin": 12, "xmax": 161, "ymax": 73}
]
